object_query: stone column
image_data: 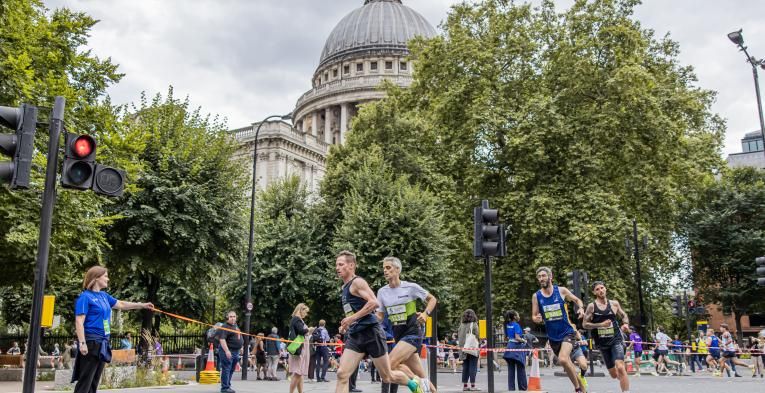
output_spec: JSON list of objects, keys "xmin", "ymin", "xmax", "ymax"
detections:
[
  {"xmin": 301, "ymin": 116, "xmax": 308, "ymax": 133},
  {"xmin": 324, "ymin": 107, "xmax": 332, "ymax": 144},
  {"xmin": 340, "ymin": 103, "xmax": 348, "ymax": 145},
  {"xmin": 311, "ymin": 111, "xmax": 318, "ymax": 137}
]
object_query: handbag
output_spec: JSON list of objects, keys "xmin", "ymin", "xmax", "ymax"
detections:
[
  {"xmin": 463, "ymin": 323, "xmax": 480, "ymax": 357},
  {"xmin": 287, "ymin": 335, "xmax": 304, "ymax": 356}
]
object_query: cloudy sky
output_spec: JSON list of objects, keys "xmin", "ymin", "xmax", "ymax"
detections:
[{"xmin": 46, "ymin": 0, "xmax": 765, "ymax": 156}]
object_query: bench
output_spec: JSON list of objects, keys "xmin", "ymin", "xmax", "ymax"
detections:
[{"xmin": 0, "ymin": 355, "xmax": 23, "ymax": 367}]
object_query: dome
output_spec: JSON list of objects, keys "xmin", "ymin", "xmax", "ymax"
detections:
[{"xmin": 318, "ymin": 0, "xmax": 436, "ymax": 67}]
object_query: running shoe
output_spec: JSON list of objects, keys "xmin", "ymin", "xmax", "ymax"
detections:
[
  {"xmin": 410, "ymin": 377, "xmax": 425, "ymax": 393},
  {"xmin": 577, "ymin": 374, "xmax": 588, "ymax": 392}
]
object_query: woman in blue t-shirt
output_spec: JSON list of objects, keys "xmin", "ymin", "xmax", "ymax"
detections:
[
  {"xmin": 73, "ymin": 266, "xmax": 153, "ymax": 393},
  {"xmin": 502, "ymin": 310, "xmax": 527, "ymax": 391}
]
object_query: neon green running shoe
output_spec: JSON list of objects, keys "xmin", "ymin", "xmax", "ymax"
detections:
[{"xmin": 578, "ymin": 373, "xmax": 588, "ymax": 393}]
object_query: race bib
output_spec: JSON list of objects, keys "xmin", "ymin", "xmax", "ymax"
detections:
[
  {"xmin": 597, "ymin": 326, "xmax": 614, "ymax": 338},
  {"xmin": 343, "ymin": 303, "xmax": 353, "ymax": 317},
  {"xmin": 386, "ymin": 304, "xmax": 408, "ymax": 325},
  {"xmin": 103, "ymin": 319, "xmax": 111, "ymax": 336},
  {"xmin": 543, "ymin": 303, "xmax": 563, "ymax": 321}
]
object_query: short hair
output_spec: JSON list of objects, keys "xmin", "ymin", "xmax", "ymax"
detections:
[
  {"xmin": 382, "ymin": 256, "xmax": 402, "ymax": 272},
  {"xmin": 536, "ymin": 266, "xmax": 552, "ymax": 276},
  {"xmin": 226, "ymin": 310, "xmax": 237, "ymax": 318},
  {"xmin": 319, "ymin": 319, "xmax": 326, "ymax": 327},
  {"xmin": 271, "ymin": 327, "xmax": 278, "ymax": 334},
  {"xmin": 292, "ymin": 303, "xmax": 309, "ymax": 317},
  {"xmin": 337, "ymin": 250, "xmax": 356, "ymax": 264},
  {"xmin": 591, "ymin": 281, "xmax": 605, "ymax": 291},
  {"xmin": 720, "ymin": 323, "xmax": 729, "ymax": 330},
  {"xmin": 82, "ymin": 266, "xmax": 108, "ymax": 289}
]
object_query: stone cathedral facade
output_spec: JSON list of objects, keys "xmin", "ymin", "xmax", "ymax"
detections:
[{"xmin": 230, "ymin": 0, "xmax": 436, "ymax": 193}]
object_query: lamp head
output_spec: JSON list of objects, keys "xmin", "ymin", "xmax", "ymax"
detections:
[
  {"xmin": 728, "ymin": 29, "xmax": 744, "ymax": 46},
  {"xmin": 281, "ymin": 112, "xmax": 293, "ymax": 121}
]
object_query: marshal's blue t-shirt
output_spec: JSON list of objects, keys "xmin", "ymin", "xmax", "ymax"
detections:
[{"xmin": 74, "ymin": 290, "xmax": 117, "ymax": 340}]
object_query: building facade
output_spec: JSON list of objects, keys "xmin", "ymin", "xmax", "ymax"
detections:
[
  {"xmin": 726, "ymin": 130, "xmax": 765, "ymax": 169},
  {"xmin": 231, "ymin": 0, "xmax": 436, "ymax": 192}
]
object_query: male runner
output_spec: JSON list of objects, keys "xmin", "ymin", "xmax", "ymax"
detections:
[
  {"xmin": 720, "ymin": 324, "xmax": 750, "ymax": 377},
  {"xmin": 582, "ymin": 281, "xmax": 630, "ymax": 393},
  {"xmin": 531, "ymin": 267, "xmax": 589, "ymax": 393},
  {"xmin": 376, "ymin": 256, "xmax": 438, "ymax": 393},
  {"xmin": 706, "ymin": 329, "xmax": 721, "ymax": 376},
  {"xmin": 334, "ymin": 251, "xmax": 426, "ymax": 393},
  {"xmin": 654, "ymin": 326, "xmax": 682, "ymax": 375}
]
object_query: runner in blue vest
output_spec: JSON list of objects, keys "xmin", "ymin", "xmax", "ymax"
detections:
[
  {"xmin": 334, "ymin": 250, "xmax": 427, "ymax": 393},
  {"xmin": 531, "ymin": 267, "xmax": 589, "ymax": 393}
]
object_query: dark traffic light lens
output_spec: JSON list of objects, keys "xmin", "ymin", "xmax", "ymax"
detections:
[
  {"xmin": 72, "ymin": 135, "xmax": 95, "ymax": 158},
  {"xmin": 67, "ymin": 161, "xmax": 93, "ymax": 184}
]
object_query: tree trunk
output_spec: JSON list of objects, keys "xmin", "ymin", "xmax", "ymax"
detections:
[
  {"xmin": 139, "ymin": 273, "xmax": 161, "ymax": 354},
  {"xmin": 732, "ymin": 303, "xmax": 745, "ymax": 345}
]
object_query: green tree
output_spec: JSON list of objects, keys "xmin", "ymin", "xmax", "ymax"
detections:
[
  {"xmin": 682, "ymin": 167, "xmax": 765, "ymax": 342},
  {"xmin": 337, "ymin": 0, "xmax": 723, "ymax": 323},
  {"xmin": 224, "ymin": 175, "xmax": 331, "ymax": 333},
  {"xmin": 104, "ymin": 89, "xmax": 248, "ymax": 334},
  {"xmin": 0, "ymin": 0, "xmax": 123, "ymax": 329}
]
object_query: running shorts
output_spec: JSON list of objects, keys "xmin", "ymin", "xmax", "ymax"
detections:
[{"xmin": 344, "ymin": 324, "xmax": 388, "ymax": 359}]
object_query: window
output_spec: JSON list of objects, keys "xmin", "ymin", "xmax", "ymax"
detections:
[
  {"xmin": 400, "ymin": 61, "xmax": 408, "ymax": 71},
  {"xmin": 324, "ymin": 72, "xmax": 328, "ymax": 81},
  {"xmin": 344, "ymin": 65, "xmax": 350, "ymax": 74},
  {"xmin": 385, "ymin": 61, "xmax": 393, "ymax": 70},
  {"xmin": 370, "ymin": 61, "xmax": 378, "ymax": 71},
  {"xmin": 356, "ymin": 63, "xmax": 363, "ymax": 72},
  {"xmin": 333, "ymin": 69, "xmax": 338, "ymax": 77}
]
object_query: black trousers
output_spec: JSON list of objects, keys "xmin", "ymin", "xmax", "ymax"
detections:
[
  {"xmin": 74, "ymin": 342, "xmax": 106, "ymax": 393},
  {"xmin": 315, "ymin": 347, "xmax": 330, "ymax": 380},
  {"xmin": 308, "ymin": 351, "xmax": 317, "ymax": 379}
]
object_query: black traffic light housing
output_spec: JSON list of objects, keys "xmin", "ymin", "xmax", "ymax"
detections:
[
  {"xmin": 473, "ymin": 200, "xmax": 506, "ymax": 257},
  {"xmin": 60, "ymin": 132, "xmax": 125, "ymax": 197},
  {"xmin": 566, "ymin": 270, "xmax": 581, "ymax": 298},
  {"xmin": 0, "ymin": 104, "xmax": 38, "ymax": 189},
  {"xmin": 671, "ymin": 295, "xmax": 681, "ymax": 316},
  {"xmin": 756, "ymin": 256, "xmax": 765, "ymax": 287}
]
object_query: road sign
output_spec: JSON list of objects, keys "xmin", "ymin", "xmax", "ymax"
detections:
[{"xmin": 246, "ymin": 302, "xmax": 253, "ymax": 311}]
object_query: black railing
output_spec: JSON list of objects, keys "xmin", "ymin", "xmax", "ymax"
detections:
[{"xmin": 0, "ymin": 334, "xmax": 205, "ymax": 355}]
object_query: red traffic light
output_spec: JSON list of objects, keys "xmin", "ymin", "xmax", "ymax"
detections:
[{"xmin": 71, "ymin": 135, "xmax": 95, "ymax": 158}]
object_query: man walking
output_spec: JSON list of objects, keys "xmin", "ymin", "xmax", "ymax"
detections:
[
  {"xmin": 265, "ymin": 327, "xmax": 281, "ymax": 381},
  {"xmin": 217, "ymin": 311, "xmax": 243, "ymax": 393},
  {"xmin": 315, "ymin": 320, "xmax": 332, "ymax": 382},
  {"xmin": 531, "ymin": 267, "xmax": 589, "ymax": 393},
  {"xmin": 582, "ymin": 281, "xmax": 630, "ymax": 393},
  {"xmin": 334, "ymin": 250, "xmax": 427, "ymax": 393}
]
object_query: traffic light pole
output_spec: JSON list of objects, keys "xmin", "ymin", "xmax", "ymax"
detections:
[
  {"xmin": 23, "ymin": 97, "xmax": 65, "ymax": 393},
  {"xmin": 484, "ymin": 255, "xmax": 494, "ymax": 393},
  {"xmin": 683, "ymin": 292, "xmax": 692, "ymax": 342}
]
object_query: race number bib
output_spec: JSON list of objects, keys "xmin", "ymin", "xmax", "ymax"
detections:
[
  {"xmin": 542, "ymin": 303, "xmax": 563, "ymax": 321},
  {"xmin": 597, "ymin": 326, "xmax": 615, "ymax": 338},
  {"xmin": 386, "ymin": 304, "xmax": 408, "ymax": 325},
  {"xmin": 343, "ymin": 303, "xmax": 353, "ymax": 317}
]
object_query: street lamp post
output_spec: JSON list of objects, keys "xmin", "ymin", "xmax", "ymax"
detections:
[
  {"xmin": 242, "ymin": 113, "xmax": 291, "ymax": 380},
  {"xmin": 625, "ymin": 219, "xmax": 647, "ymax": 339},
  {"xmin": 728, "ymin": 29, "xmax": 765, "ymax": 162}
]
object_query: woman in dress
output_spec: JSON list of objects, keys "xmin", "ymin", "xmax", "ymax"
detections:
[{"xmin": 288, "ymin": 303, "xmax": 313, "ymax": 393}]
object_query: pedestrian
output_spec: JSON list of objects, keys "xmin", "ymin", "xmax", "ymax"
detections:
[
  {"xmin": 217, "ymin": 311, "xmax": 243, "ymax": 393},
  {"xmin": 582, "ymin": 281, "xmax": 630, "ymax": 393},
  {"xmin": 626, "ymin": 327, "xmax": 643, "ymax": 375},
  {"xmin": 314, "ymin": 319, "xmax": 331, "ymax": 382},
  {"xmin": 120, "ymin": 332, "xmax": 133, "ymax": 350},
  {"xmin": 71, "ymin": 266, "xmax": 153, "ymax": 393},
  {"xmin": 531, "ymin": 267, "xmax": 588, "ymax": 393},
  {"xmin": 458, "ymin": 309, "xmax": 480, "ymax": 391},
  {"xmin": 289, "ymin": 303, "xmax": 312, "ymax": 393},
  {"xmin": 255, "ymin": 333, "xmax": 268, "ymax": 379},
  {"xmin": 522, "ymin": 328, "xmax": 538, "ymax": 366},
  {"xmin": 502, "ymin": 310, "xmax": 527, "ymax": 391},
  {"xmin": 749, "ymin": 336, "xmax": 763, "ymax": 378},
  {"xmin": 333, "ymin": 250, "xmax": 424, "ymax": 393},
  {"xmin": 307, "ymin": 327, "xmax": 317, "ymax": 382},
  {"xmin": 265, "ymin": 327, "xmax": 281, "ymax": 381},
  {"xmin": 447, "ymin": 333, "xmax": 459, "ymax": 373}
]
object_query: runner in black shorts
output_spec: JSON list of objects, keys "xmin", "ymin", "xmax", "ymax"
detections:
[
  {"xmin": 583, "ymin": 281, "xmax": 630, "ymax": 392},
  {"xmin": 334, "ymin": 251, "xmax": 427, "ymax": 393}
]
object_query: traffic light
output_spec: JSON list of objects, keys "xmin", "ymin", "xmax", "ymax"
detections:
[
  {"xmin": 473, "ymin": 200, "xmax": 506, "ymax": 257},
  {"xmin": 756, "ymin": 256, "xmax": 765, "ymax": 287},
  {"xmin": 671, "ymin": 295, "xmax": 681, "ymax": 316},
  {"xmin": 0, "ymin": 104, "xmax": 38, "ymax": 189},
  {"xmin": 566, "ymin": 270, "xmax": 582, "ymax": 298},
  {"xmin": 60, "ymin": 132, "xmax": 96, "ymax": 189}
]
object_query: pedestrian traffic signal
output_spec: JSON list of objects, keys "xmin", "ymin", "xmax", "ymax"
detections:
[
  {"xmin": 0, "ymin": 104, "xmax": 38, "ymax": 189},
  {"xmin": 671, "ymin": 295, "xmax": 681, "ymax": 316},
  {"xmin": 756, "ymin": 256, "xmax": 765, "ymax": 287},
  {"xmin": 566, "ymin": 270, "xmax": 581, "ymax": 298},
  {"xmin": 60, "ymin": 132, "xmax": 96, "ymax": 189},
  {"xmin": 473, "ymin": 200, "xmax": 506, "ymax": 257}
]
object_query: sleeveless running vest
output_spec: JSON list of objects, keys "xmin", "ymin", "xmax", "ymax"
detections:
[
  {"xmin": 536, "ymin": 285, "xmax": 576, "ymax": 341},
  {"xmin": 590, "ymin": 299, "xmax": 621, "ymax": 347},
  {"xmin": 341, "ymin": 276, "xmax": 378, "ymax": 334}
]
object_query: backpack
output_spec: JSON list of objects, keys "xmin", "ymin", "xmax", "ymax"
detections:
[
  {"xmin": 311, "ymin": 327, "xmax": 323, "ymax": 343},
  {"xmin": 207, "ymin": 322, "xmax": 224, "ymax": 344}
]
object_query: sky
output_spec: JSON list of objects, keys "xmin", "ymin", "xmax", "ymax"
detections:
[{"xmin": 45, "ymin": 0, "xmax": 765, "ymax": 156}]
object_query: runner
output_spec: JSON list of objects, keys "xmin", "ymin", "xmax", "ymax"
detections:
[
  {"xmin": 654, "ymin": 327, "xmax": 682, "ymax": 375},
  {"xmin": 376, "ymin": 256, "xmax": 438, "ymax": 393},
  {"xmin": 582, "ymin": 281, "xmax": 630, "ymax": 393},
  {"xmin": 720, "ymin": 324, "xmax": 751, "ymax": 377},
  {"xmin": 706, "ymin": 329, "xmax": 721, "ymax": 376},
  {"xmin": 334, "ymin": 250, "xmax": 427, "ymax": 393},
  {"xmin": 531, "ymin": 267, "xmax": 589, "ymax": 393}
]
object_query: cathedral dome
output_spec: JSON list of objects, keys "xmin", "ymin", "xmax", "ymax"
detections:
[{"xmin": 318, "ymin": 0, "xmax": 436, "ymax": 67}]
